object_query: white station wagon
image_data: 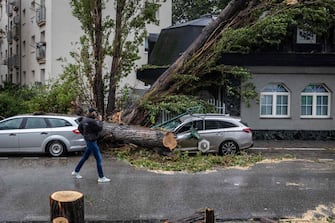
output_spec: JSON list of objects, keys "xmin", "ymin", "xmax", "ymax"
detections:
[
  {"xmin": 0, "ymin": 114, "xmax": 86, "ymax": 157},
  {"xmin": 156, "ymin": 114, "xmax": 253, "ymax": 155}
]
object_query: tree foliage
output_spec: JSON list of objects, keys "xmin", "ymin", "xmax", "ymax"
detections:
[
  {"xmin": 106, "ymin": 0, "xmax": 164, "ymax": 115},
  {"xmin": 68, "ymin": 0, "xmax": 165, "ymax": 116},
  {"xmin": 70, "ymin": 0, "xmax": 113, "ymax": 115},
  {"xmin": 123, "ymin": 0, "xmax": 335, "ymax": 125},
  {"xmin": 0, "ymin": 83, "xmax": 27, "ymax": 117},
  {"xmin": 172, "ymin": 0, "xmax": 230, "ymax": 24},
  {"xmin": 215, "ymin": 0, "xmax": 335, "ymax": 53}
]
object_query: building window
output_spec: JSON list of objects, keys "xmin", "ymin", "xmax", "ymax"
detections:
[
  {"xmin": 40, "ymin": 69, "xmax": 45, "ymax": 83},
  {"xmin": 40, "ymin": 31, "xmax": 45, "ymax": 42},
  {"xmin": 144, "ymin": 37, "xmax": 148, "ymax": 52},
  {"xmin": 31, "ymin": 35, "xmax": 35, "ymax": 51},
  {"xmin": 301, "ymin": 84, "xmax": 330, "ymax": 118},
  {"xmin": 260, "ymin": 83, "xmax": 290, "ymax": 118}
]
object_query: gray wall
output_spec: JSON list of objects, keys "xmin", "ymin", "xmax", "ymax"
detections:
[{"xmin": 241, "ymin": 66, "xmax": 335, "ymax": 131}]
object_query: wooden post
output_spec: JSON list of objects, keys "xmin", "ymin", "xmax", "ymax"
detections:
[
  {"xmin": 205, "ymin": 208, "xmax": 215, "ymax": 223},
  {"xmin": 50, "ymin": 191, "xmax": 84, "ymax": 223}
]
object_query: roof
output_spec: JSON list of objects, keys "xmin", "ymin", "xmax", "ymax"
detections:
[
  {"xmin": 167, "ymin": 15, "xmax": 215, "ymax": 29},
  {"xmin": 148, "ymin": 15, "xmax": 214, "ymax": 66}
]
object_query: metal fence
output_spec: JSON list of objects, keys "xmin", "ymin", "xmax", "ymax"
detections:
[{"xmin": 158, "ymin": 99, "xmax": 226, "ymax": 124}]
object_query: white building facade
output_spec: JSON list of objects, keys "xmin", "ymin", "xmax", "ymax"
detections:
[{"xmin": 0, "ymin": 0, "xmax": 172, "ymax": 92}]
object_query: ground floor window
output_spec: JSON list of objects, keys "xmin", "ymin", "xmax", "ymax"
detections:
[
  {"xmin": 260, "ymin": 83, "xmax": 290, "ymax": 118},
  {"xmin": 301, "ymin": 84, "xmax": 330, "ymax": 118}
]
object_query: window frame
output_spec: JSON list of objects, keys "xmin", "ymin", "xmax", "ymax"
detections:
[
  {"xmin": 300, "ymin": 84, "xmax": 331, "ymax": 118},
  {"xmin": 260, "ymin": 83, "xmax": 291, "ymax": 118}
]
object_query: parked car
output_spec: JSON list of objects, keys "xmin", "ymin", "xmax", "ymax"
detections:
[
  {"xmin": 156, "ymin": 114, "xmax": 253, "ymax": 155},
  {"xmin": 0, "ymin": 114, "xmax": 86, "ymax": 157}
]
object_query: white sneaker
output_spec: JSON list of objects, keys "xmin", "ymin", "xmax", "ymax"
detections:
[
  {"xmin": 71, "ymin": 171, "xmax": 82, "ymax": 179},
  {"xmin": 98, "ymin": 176, "xmax": 111, "ymax": 183}
]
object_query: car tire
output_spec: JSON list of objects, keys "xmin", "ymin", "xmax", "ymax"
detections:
[
  {"xmin": 47, "ymin": 140, "xmax": 66, "ymax": 157},
  {"xmin": 219, "ymin": 140, "xmax": 239, "ymax": 156}
]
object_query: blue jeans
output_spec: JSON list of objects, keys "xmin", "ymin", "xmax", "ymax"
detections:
[{"xmin": 75, "ymin": 141, "xmax": 104, "ymax": 178}]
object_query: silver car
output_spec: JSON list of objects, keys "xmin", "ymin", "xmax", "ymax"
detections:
[
  {"xmin": 0, "ymin": 114, "xmax": 86, "ymax": 157},
  {"xmin": 172, "ymin": 114, "xmax": 253, "ymax": 155}
]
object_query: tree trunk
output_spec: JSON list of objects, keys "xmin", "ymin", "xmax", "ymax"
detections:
[
  {"xmin": 93, "ymin": 0, "xmax": 105, "ymax": 115},
  {"xmin": 50, "ymin": 191, "xmax": 84, "ymax": 223},
  {"xmin": 101, "ymin": 122, "xmax": 177, "ymax": 150},
  {"xmin": 122, "ymin": 0, "xmax": 246, "ymax": 125},
  {"xmin": 106, "ymin": 0, "xmax": 125, "ymax": 116}
]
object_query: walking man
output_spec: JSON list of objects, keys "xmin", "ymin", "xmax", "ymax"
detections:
[{"xmin": 72, "ymin": 108, "xmax": 111, "ymax": 183}]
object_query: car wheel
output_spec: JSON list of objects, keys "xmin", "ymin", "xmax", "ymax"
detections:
[
  {"xmin": 47, "ymin": 140, "xmax": 66, "ymax": 157},
  {"xmin": 219, "ymin": 141, "xmax": 239, "ymax": 156}
]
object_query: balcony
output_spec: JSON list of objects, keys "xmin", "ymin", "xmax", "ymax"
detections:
[
  {"xmin": 13, "ymin": 25, "xmax": 20, "ymax": 41},
  {"xmin": 8, "ymin": 7, "xmax": 13, "ymax": 17},
  {"xmin": 7, "ymin": 31, "xmax": 13, "ymax": 44},
  {"xmin": 9, "ymin": 0, "xmax": 19, "ymax": 11},
  {"xmin": 2, "ymin": 59, "xmax": 8, "ymax": 65},
  {"xmin": 8, "ymin": 55, "xmax": 19, "ymax": 69},
  {"xmin": 36, "ymin": 42, "xmax": 46, "ymax": 63},
  {"xmin": 36, "ymin": 6, "xmax": 46, "ymax": 26},
  {"xmin": 14, "ymin": 15, "xmax": 20, "ymax": 24}
]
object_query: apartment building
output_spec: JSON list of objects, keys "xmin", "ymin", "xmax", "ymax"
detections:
[{"xmin": 0, "ymin": 0, "xmax": 172, "ymax": 92}]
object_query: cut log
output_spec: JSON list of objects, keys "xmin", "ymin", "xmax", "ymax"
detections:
[
  {"xmin": 101, "ymin": 122, "xmax": 177, "ymax": 150},
  {"xmin": 50, "ymin": 191, "xmax": 84, "ymax": 223},
  {"xmin": 52, "ymin": 217, "xmax": 69, "ymax": 223}
]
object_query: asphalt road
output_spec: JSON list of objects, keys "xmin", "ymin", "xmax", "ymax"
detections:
[{"xmin": 0, "ymin": 148, "xmax": 334, "ymax": 222}]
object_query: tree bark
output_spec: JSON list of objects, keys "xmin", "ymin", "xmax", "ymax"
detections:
[
  {"xmin": 93, "ymin": 0, "xmax": 105, "ymax": 115},
  {"xmin": 122, "ymin": 0, "xmax": 246, "ymax": 125},
  {"xmin": 50, "ymin": 191, "xmax": 84, "ymax": 223},
  {"xmin": 101, "ymin": 122, "xmax": 177, "ymax": 150},
  {"xmin": 106, "ymin": 0, "xmax": 125, "ymax": 116}
]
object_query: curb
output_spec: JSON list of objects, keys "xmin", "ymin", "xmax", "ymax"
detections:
[{"xmin": 250, "ymin": 147, "xmax": 327, "ymax": 151}]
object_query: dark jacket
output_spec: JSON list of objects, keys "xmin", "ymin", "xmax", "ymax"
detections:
[{"xmin": 78, "ymin": 116, "xmax": 103, "ymax": 141}]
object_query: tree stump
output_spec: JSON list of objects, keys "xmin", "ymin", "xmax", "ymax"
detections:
[
  {"xmin": 52, "ymin": 217, "xmax": 69, "ymax": 223},
  {"xmin": 50, "ymin": 191, "xmax": 84, "ymax": 223}
]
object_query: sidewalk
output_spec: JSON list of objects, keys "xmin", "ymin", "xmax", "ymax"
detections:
[
  {"xmin": 251, "ymin": 140, "xmax": 335, "ymax": 160},
  {"xmin": 253, "ymin": 139, "xmax": 335, "ymax": 149}
]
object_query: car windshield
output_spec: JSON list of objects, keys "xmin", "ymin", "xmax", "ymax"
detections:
[{"xmin": 153, "ymin": 119, "xmax": 183, "ymax": 131}]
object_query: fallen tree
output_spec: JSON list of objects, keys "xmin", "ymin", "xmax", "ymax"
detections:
[
  {"xmin": 100, "ymin": 121, "xmax": 177, "ymax": 150},
  {"xmin": 121, "ymin": 0, "xmax": 335, "ymax": 127},
  {"xmin": 122, "ymin": 0, "xmax": 247, "ymax": 125},
  {"xmin": 99, "ymin": 0, "xmax": 335, "ymax": 151},
  {"xmin": 97, "ymin": 0, "xmax": 256, "ymax": 151}
]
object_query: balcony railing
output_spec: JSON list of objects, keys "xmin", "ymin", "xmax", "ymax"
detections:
[
  {"xmin": 13, "ymin": 25, "xmax": 20, "ymax": 40},
  {"xmin": 9, "ymin": 0, "xmax": 19, "ymax": 11},
  {"xmin": 8, "ymin": 55, "xmax": 19, "ymax": 69},
  {"xmin": 36, "ymin": 6, "xmax": 46, "ymax": 26},
  {"xmin": 7, "ymin": 31, "xmax": 13, "ymax": 44},
  {"xmin": 36, "ymin": 42, "xmax": 46, "ymax": 63},
  {"xmin": 2, "ymin": 59, "xmax": 8, "ymax": 65}
]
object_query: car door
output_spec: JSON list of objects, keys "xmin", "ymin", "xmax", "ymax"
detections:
[
  {"xmin": 19, "ymin": 117, "xmax": 50, "ymax": 152},
  {"xmin": 203, "ymin": 119, "xmax": 239, "ymax": 150},
  {"xmin": 0, "ymin": 118, "xmax": 23, "ymax": 152},
  {"xmin": 175, "ymin": 120, "xmax": 203, "ymax": 151}
]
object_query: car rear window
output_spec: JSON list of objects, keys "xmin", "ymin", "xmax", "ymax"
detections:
[
  {"xmin": 25, "ymin": 117, "xmax": 48, "ymax": 129},
  {"xmin": 47, "ymin": 118, "xmax": 73, "ymax": 127},
  {"xmin": 205, "ymin": 120, "xmax": 237, "ymax": 130}
]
